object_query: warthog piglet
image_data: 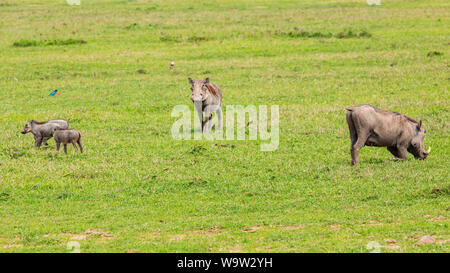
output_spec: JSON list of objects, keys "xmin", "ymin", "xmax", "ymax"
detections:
[{"xmin": 52, "ymin": 129, "xmax": 83, "ymax": 154}]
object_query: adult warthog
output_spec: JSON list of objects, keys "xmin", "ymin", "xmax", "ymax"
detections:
[
  {"xmin": 21, "ymin": 120, "xmax": 69, "ymax": 147},
  {"xmin": 346, "ymin": 104, "xmax": 430, "ymax": 165},
  {"xmin": 188, "ymin": 77, "xmax": 222, "ymax": 133}
]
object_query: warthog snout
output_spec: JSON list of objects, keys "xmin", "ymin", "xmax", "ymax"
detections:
[
  {"xmin": 193, "ymin": 100, "xmax": 203, "ymax": 110},
  {"xmin": 194, "ymin": 100, "xmax": 203, "ymax": 127},
  {"xmin": 21, "ymin": 122, "xmax": 32, "ymax": 134},
  {"xmin": 419, "ymin": 146, "xmax": 431, "ymax": 160}
]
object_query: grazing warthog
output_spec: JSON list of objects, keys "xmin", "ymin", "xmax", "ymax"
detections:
[
  {"xmin": 346, "ymin": 104, "xmax": 430, "ymax": 165},
  {"xmin": 52, "ymin": 129, "xmax": 83, "ymax": 154},
  {"xmin": 188, "ymin": 77, "xmax": 223, "ymax": 133},
  {"xmin": 21, "ymin": 120, "xmax": 69, "ymax": 147}
]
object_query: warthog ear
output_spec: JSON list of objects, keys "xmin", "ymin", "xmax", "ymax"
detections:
[
  {"xmin": 417, "ymin": 120, "xmax": 422, "ymax": 129},
  {"xmin": 204, "ymin": 77, "xmax": 210, "ymax": 83},
  {"xmin": 188, "ymin": 78, "xmax": 194, "ymax": 85}
]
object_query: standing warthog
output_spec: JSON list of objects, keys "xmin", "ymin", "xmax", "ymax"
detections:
[
  {"xmin": 188, "ymin": 77, "xmax": 223, "ymax": 133},
  {"xmin": 52, "ymin": 129, "xmax": 83, "ymax": 154},
  {"xmin": 346, "ymin": 104, "xmax": 430, "ymax": 165},
  {"xmin": 21, "ymin": 120, "xmax": 69, "ymax": 147}
]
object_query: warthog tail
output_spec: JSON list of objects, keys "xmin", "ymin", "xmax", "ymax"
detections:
[
  {"xmin": 77, "ymin": 132, "xmax": 83, "ymax": 153},
  {"xmin": 346, "ymin": 100, "xmax": 356, "ymax": 111}
]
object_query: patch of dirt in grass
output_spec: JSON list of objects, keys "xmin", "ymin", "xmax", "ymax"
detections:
[
  {"xmin": 363, "ymin": 219, "xmax": 383, "ymax": 226},
  {"xmin": 189, "ymin": 177, "xmax": 208, "ymax": 186},
  {"xmin": 426, "ymin": 216, "xmax": 446, "ymax": 222},
  {"xmin": 138, "ymin": 231, "xmax": 161, "ymax": 240},
  {"xmin": 84, "ymin": 229, "xmax": 114, "ymax": 238},
  {"xmin": 49, "ymin": 229, "xmax": 115, "ymax": 241},
  {"xmin": 127, "ymin": 249, "xmax": 141, "ymax": 253},
  {"xmin": 242, "ymin": 226, "xmax": 260, "ymax": 233},
  {"xmin": 218, "ymin": 246, "xmax": 244, "ymax": 253},
  {"xmin": 384, "ymin": 244, "xmax": 400, "ymax": 250},
  {"xmin": 70, "ymin": 234, "xmax": 87, "ymax": 240},
  {"xmin": 169, "ymin": 234, "xmax": 185, "ymax": 242},
  {"xmin": 414, "ymin": 235, "xmax": 435, "ymax": 246},
  {"xmin": 169, "ymin": 227, "xmax": 222, "ymax": 241},
  {"xmin": 193, "ymin": 226, "xmax": 222, "ymax": 237},
  {"xmin": 369, "ymin": 219, "xmax": 382, "ymax": 225},
  {"xmin": 187, "ymin": 36, "xmax": 212, "ymax": 43},
  {"xmin": 436, "ymin": 239, "xmax": 449, "ymax": 245},
  {"xmin": 328, "ymin": 224, "xmax": 340, "ymax": 230},
  {"xmin": 255, "ymin": 246, "xmax": 278, "ymax": 252},
  {"xmin": 383, "ymin": 238, "xmax": 400, "ymax": 250},
  {"xmin": 278, "ymin": 225, "xmax": 304, "ymax": 231},
  {"xmin": 3, "ymin": 244, "xmax": 22, "ymax": 249}
]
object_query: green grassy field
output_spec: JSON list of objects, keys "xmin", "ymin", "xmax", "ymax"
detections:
[{"xmin": 0, "ymin": 0, "xmax": 448, "ymax": 253}]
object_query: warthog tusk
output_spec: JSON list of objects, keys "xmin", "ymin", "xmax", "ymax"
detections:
[{"xmin": 426, "ymin": 147, "xmax": 431, "ymax": 154}]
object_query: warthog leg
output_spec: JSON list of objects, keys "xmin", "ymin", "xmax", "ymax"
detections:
[
  {"xmin": 42, "ymin": 137, "xmax": 50, "ymax": 146},
  {"xmin": 35, "ymin": 136, "xmax": 43, "ymax": 148},
  {"xmin": 347, "ymin": 110, "xmax": 369, "ymax": 165},
  {"xmin": 397, "ymin": 146, "xmax": 408, "ymax": 160},
  {"xmin": 216, "ymin": 107, "xmax": 223, "ymax": 131},
  {"xmin": 346, "ymin": 111, "xmax": 357, "ymax": 147},
  {"xmin": 56, "ymin": 142, "xmax": 61, "ymax": 152},
  {"xmin": 388, "ymin": 146, "xmax": 407, "ymax": 161},
  {"xmin": 63, "ymin": 144, "xmax": 68, "ymax": 154},
  {"xmin": 387, "ymin": 146, "xmax": 401, "ymax": 158},
  {"xmin": 351, "ymin": 132, "xmax": 369, "ymax": 165},
  {"xmin": 72, "ymin": 141, "xmax": 78, "ymax": 152},
  {"xmin": 203, "ymin": 108, "xmax": 213, "ymax": 133},
  {"xmin": 77, "ymin": 138, "xmax": 83, "ymax": 153}
]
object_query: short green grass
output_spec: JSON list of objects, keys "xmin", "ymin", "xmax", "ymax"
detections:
[{"xmin": 0, "ymin": 0, "xmax": 448, "ymax": 253}]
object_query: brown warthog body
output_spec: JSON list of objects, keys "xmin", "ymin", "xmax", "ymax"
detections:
[
  {"xmin": 21, "ymin": 120, "xmax": 69, "ymax": 147},
  {"xmin": 53, "ymin": 129, "xmax": 83, "ymax": 154},
  {"xmin": 188, "ymin": 77, "xmax": 223, "ymax": 133},
  {"xmin": 346, "ymin": 104, "xmax": 430, "ymax": 165}
]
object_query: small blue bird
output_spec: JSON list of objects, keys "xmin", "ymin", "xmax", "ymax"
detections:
[{"xmin": 48, "ymin": 90, "xmax": 58, "ymax": 96}]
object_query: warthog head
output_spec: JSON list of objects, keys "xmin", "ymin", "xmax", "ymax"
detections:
[
  {"xmin": 189, "ymin": 77, "xmax": 212, "ymax": 127},
  {"xmin": 188, "ymin": 77, "xmax": 211, "ymax": 103},
  {"xmin": 51, "ymin": 127, "xmax": 59, "ymax": 136},
  {"xmin": 21, "ymin": 121, "xmax": 33, "ymax": 134},
  {"xmin": 408, "ymin": 120, "xmax": 431, "ymax": 160}
]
